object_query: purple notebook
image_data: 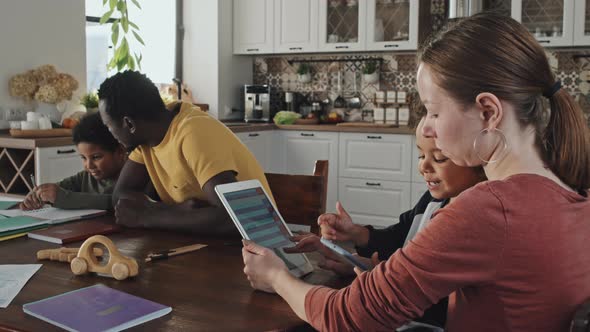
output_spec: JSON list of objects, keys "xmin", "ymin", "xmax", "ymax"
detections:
[{"xmin": 23, "ymin": 284, "xmax": 172, "ymax": 332}]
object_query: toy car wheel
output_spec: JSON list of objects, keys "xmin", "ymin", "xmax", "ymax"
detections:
[
  {"xmin": 71, "ymin": 257, "xmax": 88, "ymax": 275},
  {"xmin": 112, "ymin": 262, "xmax": 130, "ymax": 280}
]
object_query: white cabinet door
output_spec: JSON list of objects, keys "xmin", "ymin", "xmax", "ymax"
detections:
[
  {"xmin": 366, "ymin": 0, "xmax": 419, "ymax": 51},
  {"xmin": 233, "ymin": 0, "xmax": 274, "ymax": 54},
  {"xmin": 274, "ymin": 0, "xmax": 319, "ymax": 53},
  {"xmin": 339, "ymin": 133, "xmax": 412, "ymax": 182},
  {"xmin": 338, "ymin": 178, "xmax": 411, "ymax": 227},
  {"xmin": 411, "ymin": 182, "xmax": 428, "ymax": 207},
  {"xmin": 281, "ymin": 131, "xmax": 338, "ymax": 211},
  {"xmin": 318, "ymin": 0, "xmax": 367, "ymax": 52},
  {"xmin": 574, "ymin": 0, "xmax": 590, "ymax": 45},
  {"xmin": 411, "ymin": 136, "xmax": 423, "ymax": 183},
  {"xmin": 235, "ymin": 131, "xmax": 272, "ymax": 171},
  {"xmin": 512, "ymin": 0, "xmax": 575, "ymax": 47},
  {"xmin": 35, "ymin": 146, "xmax": 83, "ymax": 184}
]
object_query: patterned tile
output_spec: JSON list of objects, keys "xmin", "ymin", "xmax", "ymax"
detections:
[
  {"xmin": 254, "ymin": 57, "xmax": 268, "ymax": 74},
  {"xmin": 266, "ymin": 58, "xmax": 284, "ymax": 74}
]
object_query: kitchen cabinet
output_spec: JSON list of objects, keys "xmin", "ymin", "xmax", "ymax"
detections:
[
  {"xmin": 574, "ymin": 0, "xmax": 590, "ymax": 45},
  {"xmin": 338, "ymin": 133, "xmax": 413, "ymax": 226},
  {"xmin": 318, "ymin": 0, "xmax": 367, "ymax": 52},
  {"xmin": 339, "ymin": 178, "xmax": 411, "ymax": 227},
  {"xmin": 235, "ymin": 131, "xmax": 272, "ymax": 171},
  {"xmin": 278, "ymin": 131, "xmax": 339, "ymax": 211},
  {"xmin": 274, "ymin": 0, "xmax": 319, "ymax": 53},
  {"xmin": 512, "ymin": 0, "xmax": 575, "ymax": 47},
  {"xmin": 35, "ymin": 145, "xmax": 83, "ymax": 184},
  {"xmin": 339, "ymin": 133, "xmax": 412, "ymax": 181},
  {"xmin": 233, "ymin": 0, "xmax": 274, "ymax": 54},
  {"xmin": 365, "ymin": 0, "xmax": 419, "ymax": 51}
]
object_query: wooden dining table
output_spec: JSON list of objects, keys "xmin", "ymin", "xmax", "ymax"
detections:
[{"xmin": 0, "ymin": 216, "xmax": 346, "ymax": 332}]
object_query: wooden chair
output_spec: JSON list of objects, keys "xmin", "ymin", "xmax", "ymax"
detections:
[
  {"xmin": 571, "ymin": 299, "xmax": 590, "ymax": 332},
  {"xmin": 265, "ymin": 160, "xmax": 328, "ymax": 235}
]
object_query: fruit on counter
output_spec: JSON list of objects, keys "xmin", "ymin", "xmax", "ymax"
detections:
[
  {"xmin": 306, "ymin": 112, "xmax": 317, "ymax": 119},
  {"xmin": 327, "ymin": 112, "xmax": 343, "ymax": 122},
  {"xmin": 62, "ymin": 118, "xmax": 80, "ymax": 129},
  {"xmin": 273, "ymin": 111, "xmax": 302, "ymax": 125}
]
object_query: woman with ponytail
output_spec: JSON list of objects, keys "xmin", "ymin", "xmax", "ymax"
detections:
[{"xmin": 241, "ymin": 13, "xmax": 590, "ymax": 332}]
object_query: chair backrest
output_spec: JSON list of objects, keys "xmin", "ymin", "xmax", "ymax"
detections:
[
  {"xmin": 571, "ymin": 299, "xmax": 590, "ymax": 332},
  {"xmin": 265, "ymin": 160, "xmax": 328, "ymax": 235}
]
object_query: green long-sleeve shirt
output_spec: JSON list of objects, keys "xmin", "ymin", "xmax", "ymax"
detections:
[{"xmin": 53, "ymin": 171, "xmax": 115, "ymax": 210}]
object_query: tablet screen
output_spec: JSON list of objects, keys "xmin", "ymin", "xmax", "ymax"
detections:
[{"xmin": 222, "ymin": 187, "xmax": 307, "ymax": 270}]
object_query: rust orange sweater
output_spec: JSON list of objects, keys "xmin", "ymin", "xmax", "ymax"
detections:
[{"xmin": 305, "ymin": 174, "xmax": 590, "ymax": 331}]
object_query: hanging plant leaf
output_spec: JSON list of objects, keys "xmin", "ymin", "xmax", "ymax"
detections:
[
  {"xmin": 132, "ymin": 31, "xmax": 144, "ymax": 45},
  {"xmin": 131, "ymin": 0, "xmax": 141, "ymax": 9},
  {"xmin": 111, "ymin": 24, "xmax": 119, "ymax": 46},
  {"xmin": 116, "ymin": 0, "xmax": 126, "ymax": 11},
  {"xmin": 103, "ymin": 0, "xmax": 108, "ymax": 5},
  {"xmin": 129, "ymin": 21, "xmax": 139, "ymax": 31},
  {"xmin": 128, "ymin": 56, "xmax": 136, "ymax": 71},
  {"xmin": 109, "ymin": 0, "xmax": 117, "ymax": 10},
  {"xmin": 121, "ymin": 16, "xmax": 129, "ymax": 33},
  {"xmin": 99, "ymin": 9, "xmax": 114, "ymax": 24}
]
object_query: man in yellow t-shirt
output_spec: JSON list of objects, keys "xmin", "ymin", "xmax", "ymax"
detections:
[{"xmin": 97, "ymin": 71, "xmax": 273, "ymax": 235}]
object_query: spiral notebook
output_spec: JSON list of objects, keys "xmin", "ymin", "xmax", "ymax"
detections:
[{"xmin": 23, "ymin": 284, "xmax": 172, "ymax": 332}]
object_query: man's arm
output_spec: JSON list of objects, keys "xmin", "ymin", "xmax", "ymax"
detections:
[
  {"xmin": 112, "ymin": 159, "xmax": 150, "ymax": 206},
  {"xmin": 116, "ymin": 170, "xmax": 239, "ymax": 236}
]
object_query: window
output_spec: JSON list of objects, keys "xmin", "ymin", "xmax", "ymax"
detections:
[{"xmin": 85, "ymin": 1, "xmax": 178, "ymax": 91}]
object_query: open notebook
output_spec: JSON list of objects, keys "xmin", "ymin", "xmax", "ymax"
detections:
[{"xmin": 0, "ymin": 207, "xmax": 106, "ymax": 225}]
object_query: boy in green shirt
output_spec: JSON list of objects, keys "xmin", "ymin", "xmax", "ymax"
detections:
[{"xmin": 20, "ymin": 113, "xmax": 126, "ymax": 210}]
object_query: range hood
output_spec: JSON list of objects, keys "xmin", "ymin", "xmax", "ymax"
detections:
[{"xmin": 448, "ymin": 0, "xmax": 483, "ymax": 19}]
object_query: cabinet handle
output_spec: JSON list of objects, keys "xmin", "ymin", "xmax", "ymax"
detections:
[
  {"xmin": 248, "ymin": 133, "xmax": 260, "ymax": 137},
  {"xmin": 300, "ymin": 133, "xmax": 315, "ymax": 137},
  {"xmin": 289, "ymin": 47, "xmax": 303, "ymax": 50},
  {"xmin": 57, "ymin": 149, "xmax": 76, "ymax": 154},
  {"xmin": 366, "ymin": 182, "xmax": 381, "ymax": 187},
  {"xmin": 384, "ymin": 44, "xmax": 399, "ymax": 48},
  {"xmin": 538, "ymin": 40, "xmax": 550, "ymax": 44},
  {"xmin": 335, "ymin": 46, "xmax": 349, "ymax": 49},
  {"xmin": 246, "ymin": 48, "xmax": 260, "ymax": 52},
  {"xmin": 367, "ymin": 135, "xmax": 382, "ymax": 139}
]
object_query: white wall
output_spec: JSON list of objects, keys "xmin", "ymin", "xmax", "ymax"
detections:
[
  {"xmin": 0, "ymin": 0, "xmax": 86, "ymax": 109},
  {"xmin": 184, "ymin": 0, "xmax": 220, "ymax": 117},
  {"xmin": 183, "ymin": 0, "xmax": 253, "ymax": 120}
]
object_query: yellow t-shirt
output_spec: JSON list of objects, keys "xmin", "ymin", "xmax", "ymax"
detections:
[{"xmin": 129, "ymin": 102, "xmax": 273, "ymax": 205}]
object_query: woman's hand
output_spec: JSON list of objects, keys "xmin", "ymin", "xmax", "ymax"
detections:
[
  {"xmin": 242, "ymin": 240, "xmax": 289, "ymax": 293},
  {"xmin": 318, "ymin": 202, "xmax": 369, "ymax": 246}
]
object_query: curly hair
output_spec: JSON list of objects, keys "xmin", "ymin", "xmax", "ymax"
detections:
[
  {"xmin": 97, "ymin": 71, "xmax": 165, "ymax": 122},
  {"xmin": 72, "ymin": 112, "xmax": 120, "ymax": 152}
]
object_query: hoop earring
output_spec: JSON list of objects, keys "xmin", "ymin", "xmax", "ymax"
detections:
[{"xmin": 473, "ymin": 128, "xmax": 508, "ymax": 164}]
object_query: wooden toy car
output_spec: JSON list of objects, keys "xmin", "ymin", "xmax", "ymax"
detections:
[{"xmin": 70, "ymin": 235, "xmax": 139, "ymax": 280}]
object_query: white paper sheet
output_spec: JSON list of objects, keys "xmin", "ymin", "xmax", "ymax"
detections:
[{"xmin": 0, "ymin": 264, "xmax": 42, "ymax": 308}]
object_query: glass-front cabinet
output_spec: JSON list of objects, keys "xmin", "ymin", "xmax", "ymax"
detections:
[
  {"xmin": 366, "ymin": 0, "xmax": 419, "ymax": 51},
  {"xmin": 512, "ymin": 0, "xmax": 575, "ymax": 47},
  {"xmin": 319, "ymin": 0, "xmax": 367, "ymax": 52},
  {"xmin": 574, "ymin": 0, "xmax": 590, "ymax": 45},
  {"xmin": 481, "ymin": 0, "xmax": 513, "ymax": 16}
]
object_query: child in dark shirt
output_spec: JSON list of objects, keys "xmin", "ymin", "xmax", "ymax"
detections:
[{"xmin": 20, "ymin": 112, "xmax": 126, "ymax": 210}]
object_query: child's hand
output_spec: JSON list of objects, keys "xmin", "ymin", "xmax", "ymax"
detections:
[
  {"xmin": 353, "ymin": 252, "xmax": 381, "ymax": 277},
  {"xmin": 20, "ymin": 191, "xmax": 44, "ymax": 210},
  {"xmin": 35, "ymin": 184, "xmax": 59, "ymax": 204},
  {"xmin": 318, "ymin": 202, "xmax": 368, "ymax": 246}
]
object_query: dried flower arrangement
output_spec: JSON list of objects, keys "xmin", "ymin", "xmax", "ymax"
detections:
[{"xmin": 9, "ymin": 65, "xmax": 79, "ymax": 104}]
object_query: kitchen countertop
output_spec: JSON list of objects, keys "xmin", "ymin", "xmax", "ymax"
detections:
[{"xmin": 0, "ymin": 123, "xmax": 414, "ymax": 148}]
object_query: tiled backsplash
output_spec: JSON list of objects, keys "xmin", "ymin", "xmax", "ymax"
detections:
[{"xmin": 254, "ymin": 51, "xmax": 590, "ymax": 126}]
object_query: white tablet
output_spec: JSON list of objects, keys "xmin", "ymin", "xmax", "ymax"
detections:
[{"xmin": 215, "ymin": 180, "xmax": 314, "ymax": 278}]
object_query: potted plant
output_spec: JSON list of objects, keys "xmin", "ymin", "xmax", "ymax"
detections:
[
  {"xmin": 297, "ymin": 63, "xmax": 312, "ymax": 83},
  {"xmin": 80, "ymin": 91, "xmax": 99, "ymax": 113},
  {"xmin": 362, "ymin": 60, "xmax": 379, "ymax": 84}
]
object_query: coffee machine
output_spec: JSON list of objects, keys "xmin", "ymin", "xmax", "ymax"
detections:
[{"xmin": 244, "ymin": 85, "xmax": 270, "ymax": 122}]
